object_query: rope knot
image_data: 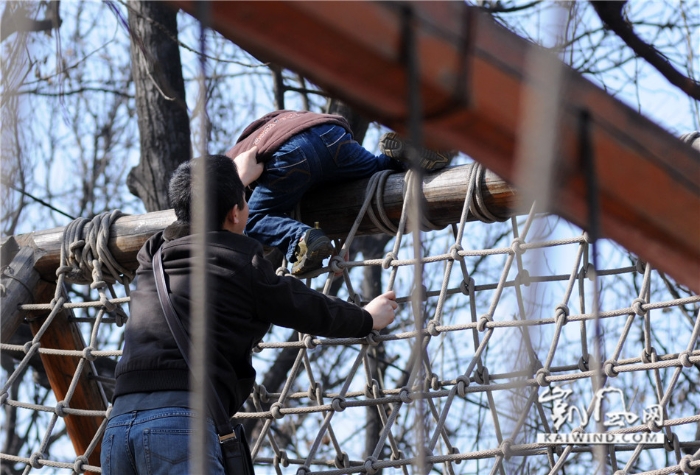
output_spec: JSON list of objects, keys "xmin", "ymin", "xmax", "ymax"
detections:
[
  {"xmin": 535, "ymin": 368, "xmax": 551, "ymax": 387},
  {"xmin": 477, "ymin": 314, "xmax": 491, "ymax": 332},
  {"xmin": 273, "ymin": 450, "xmax": 289, "ymax": 468},
  {"xmin": 578, "ymin": 355, "xmax": 590, "ymax": 371},
  {"xmin": 303, "ymin": 335, "xmax": 317, "ymax": 350},
  {"xmin": 55, "ymin": 265, "xmax": 73, "ymax": 277},
  {"xmin": 475, "ymin": 367, "xmax": 490, "ymax": 385},
  {"xmin": 680, "ymin": 454, "xmax": 697, "ymax": 474},
  {"xmin": 55, "ymin": 400, "xmax": 68, "ymax": 417},
  {"xmin": 256, "ymin": 385, "xmax": 269, "ymax": 403},
  {"xmin": 309, "ymin": 382, "xmax": 323, "ymax": 402},
  {"xmin": 390, "ymin": 450, "xmax": 404, "ymax": 461},
  {"xmin": 382, "ymin": 252, "xmax": 396, "ymax": 269},
  {"xmin": 329, "ymin": 255, "xmax": 345, "ymax": 274},
  {"xmin": 603, "ymin": 360, "xmax": 619, "ymax": 377},
  {"xmin": 270, "ymin": 402, "xmax": 284, "ymax": 419},
  {"xmin": 459, "ymin": 277, "xmax": 475, "ymax": 295},
  {"xmin": 583, "ymin": 262, "xmax": 596, "ymax": 281},
  {"xmin": 500, "ymin": 438, "xmax": 514, "ymax": 460},
  {"xmin": 450, "ymin": 446, "xmax": 461, "ymax": 464},
  {"xmin": 664, "ymin": 432, "xmax": 678, "ymax": 452},
  {"xmin": 331, "ymin": 396, "xmax": 346, "ymax": 412},
  {"xmin": 365, "ymin": 379, "xmax": 381, "ymax": 399},
  {"xmin": 399, "ymin": 387, "xmax": 413, "ymax": 404},
  {"xmin": 29, "ymin": 452, "xmax": 44, "ymax": 469},
  {"xmin": 97, "ymin": 292, "xmax": 116, "ymax": 312},
  {"xmin": 456, "ymin": 375, "xmax": 470, "ymax": 397},
  {"xmin": 678, "ymin": 351, "xmax": 693, "ymax": 368},
  {"xmin": 73, "ymin": 455, "xmax": 88, "ymax": 474},
  {"xmin": 510, "ymin": 238, "xmax": 525, "ymax": 255},
  {"xmin": 115, "ymin": 308, "xmax": 128, "ymax": 327},
  {"xmin": 428, "ymin": 373, "xmax": 441, "ymax": 391},
  {"xmin": 516, "ymin": 269, "xmax": 531, "ymax": 287},
  {"xmin": 449, "ymin": 244, "xmax": 463, "ymax": 261},
  {"xmin": 61, "ymin": 211, "xmax": 133, "ymax": 285},
  {"xmin": 554, "ymin": 304, "xmax": 569, "ymax": 325},
  {"xmin": 296, "ymin": 466, "xmax": 310, "ymax": 475},
  {"xmin": 82, "ymin": 346, "xmax": 96, "ymax": 361},
  {"xmin": 631, "ymin": 298, "xmax": 647, "ymax": 316},
  {"xmin": 366, "ymin": 330, "xmax": 380, "ymax": 346},
  {"xmin": 0, "ymin": 392, "xmax": 8, "ymax": 406},
  {"xmin": 427, "ymin": 320, "xmax": 440, "ymax": 336},
  {"xmin": 635, "ymin": 258, "xmax": 647, "ymax": 274},
  {"xmin": 334, "ymin": 451, "xmax": 350, "ymax": 469},
  {"xmin": 647, "ymin": 416, "xmax": 662, "ymax": 433},
  {"xmin": 364, "ymin": 456, "xmax": 379, "ymax": 475},
  {"xmin": 641, "ymin": 347, "xmax": 657, "ymax": 364},
  {"xmin": 24, "ymin": 341, "xmax": 39, "ymax": 355}
]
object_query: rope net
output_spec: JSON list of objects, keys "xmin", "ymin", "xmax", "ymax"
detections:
[{"xmin": 1, "ymin": 163, "xmax": 699, "ymax": 475}]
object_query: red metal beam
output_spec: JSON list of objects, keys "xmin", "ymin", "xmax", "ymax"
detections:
[{"xmin": 170, "ymin": 1, "xmax": 700, "ymax": 292}]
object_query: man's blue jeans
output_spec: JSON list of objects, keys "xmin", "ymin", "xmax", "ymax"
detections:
[
  {"xmin": 100, "ymin": 407, "xmax": 225, "ymax": 475},
  {"xmin": 246, "ymin": 123, "xmax": 400, "ymax": 260}
]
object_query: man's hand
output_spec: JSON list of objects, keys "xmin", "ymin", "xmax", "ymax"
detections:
[
  {"xmin": 233, "ymin": 146, "xmax": 263, "ymax": 187},
  {"xmin": 365, "ymin": 290, "xmax": 398, "ymax": 330}
]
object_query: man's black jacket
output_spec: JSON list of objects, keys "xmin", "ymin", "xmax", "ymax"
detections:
[{"xmin": 114, "ymin": 222, "xmax": 372, "ymax": 416}]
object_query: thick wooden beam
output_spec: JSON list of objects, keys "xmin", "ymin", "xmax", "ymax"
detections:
[
  {"xmin": 167, "ymin": 0, "xmax": 700, "ymax": 293},
  {"xmin": 15, "ymin": 165, "xmax": 516, "ymax": 280},
  {"xmin": 1, "ymin": 243, "xmax": 42, "ymax": 344},
  {"xmin": 29, "ymin": 281, "xmax": 106, "ymax": 471},
  {"xmin": 302, "ymin": 164, "xmax": 517, "ymax": 237},
  {"xmin": 16, "ymin": 210, "xmax": 177, "ymax": 282}
]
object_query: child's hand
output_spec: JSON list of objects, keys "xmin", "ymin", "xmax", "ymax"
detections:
[{"xmin": 233, "ymin": 146, "xmax": 263, "ymax": 187}]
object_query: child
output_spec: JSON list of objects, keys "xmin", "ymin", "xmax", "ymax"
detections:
[{"xmin": 227, "ymin": 110, "xmax": 454, "ymax": 275}]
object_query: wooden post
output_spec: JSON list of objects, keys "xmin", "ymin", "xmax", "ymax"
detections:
[
  {"xmin": 1, "ymin": 238, "xmax": 42, "ymax": 344},
  {"xmin": 16, "ymin": 164, "xmax": 518, "ymax": 280},
  {"xmin": 28, "ymin": 281, "xmax": 106, "ymax": 471},
  {"xmin": 301, "ymin": 163, "xmax": 517, "ymax": 237}
]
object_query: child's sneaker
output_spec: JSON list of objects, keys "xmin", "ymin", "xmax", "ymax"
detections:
[
  {"xmin": 379, "ymin": 132, "xmax": 456, "ymax": 171},
  {"xmin": 291, "ymin": 228, "xmax": 334, "ymax": 276}
]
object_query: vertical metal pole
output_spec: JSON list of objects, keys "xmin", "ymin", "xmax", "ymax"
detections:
[
  {"xmin": 402, "ymin": 5, "xmax": 428, "ymax": 474},
  {"xmin": 191, "ymin": 2, "xmax": 212, "ymax": 474},
  {"xmin": 580, "ymin": 109, "xmax": 606, "ymax": 473}
]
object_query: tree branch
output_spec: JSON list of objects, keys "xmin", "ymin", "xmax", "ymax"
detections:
[{"xmin": 590, "ymin": 0, "xmax": 700, "ymax": 101}]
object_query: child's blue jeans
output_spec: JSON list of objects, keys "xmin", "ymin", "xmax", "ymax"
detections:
[{"xmin": 246, "ymin": 123, "xmax": 399, "ymax": 260}]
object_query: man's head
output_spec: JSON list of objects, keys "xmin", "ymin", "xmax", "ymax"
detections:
[{"xmin": 168, "ymin": 154, "xmax": 246, "ymax": 230}]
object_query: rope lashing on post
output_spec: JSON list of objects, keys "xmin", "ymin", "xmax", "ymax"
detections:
[{"xmin": 60, "ymin": 210, "xmax": 133, "ymax": 326}]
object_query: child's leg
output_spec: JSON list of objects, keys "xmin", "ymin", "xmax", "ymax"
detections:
[
  {"xmin": 246, "ymin": 146, "xmax": 312, "ymax": 260},
  {"xmin": 309, "ymin": 124, "xmax": 404, "ymax": 182}
]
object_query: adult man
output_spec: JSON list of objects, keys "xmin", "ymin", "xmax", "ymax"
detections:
[
  {"xmin": 100, "ymin": 154, "xmax": 397, "ymax": 474},
  {"xmin": 227, "ymin": 110, "xmax": 454, "ymax": 275}
]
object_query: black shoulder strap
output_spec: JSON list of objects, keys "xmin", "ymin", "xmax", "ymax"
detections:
[{"xmin": 152, "ymin": 246, "xmax": 236, "ymax": 440}]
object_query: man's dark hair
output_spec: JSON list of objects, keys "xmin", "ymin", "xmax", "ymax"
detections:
[{"xmin": 168, "ymin": 154, "xmax": 245, "ymax": 229}]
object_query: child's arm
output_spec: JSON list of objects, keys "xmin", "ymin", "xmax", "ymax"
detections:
[{"xmin": 233, "ymin": 146, "xmax": 263, "ymax": 187}]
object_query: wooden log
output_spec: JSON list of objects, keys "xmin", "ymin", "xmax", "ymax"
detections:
[
  {"xmin": 16, "ymin": 164, "xmax": 518, "ymax": 280},
  {"xmin": 16, "ymin": 209, "xmax": 176, "ymax": 282},
  {"xmin": 28, "ymin": 281, "xmax": 106, "ymax": 472},
  {"xmin": 302, "ymin": 164, "xmax": 518, "ymax": 237},
  {"xmin": 1, "ymin": 243, "xmax": 42, "ymax": 344},
  {"xmin": 167, "ymin": 0, "xmax": 700, "ymax": 293}
]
